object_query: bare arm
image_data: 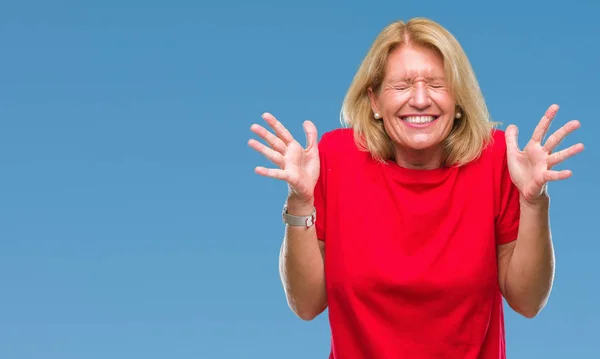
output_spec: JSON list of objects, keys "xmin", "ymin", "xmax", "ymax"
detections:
[
  {"xmin": 498, "ymin": 195, "xmax": 554, "ymax": 318},
  {"xmin": 500, "ymin": 104, "xmax": 583, "ymax": 318},
  {"xmin": 248, "ymin": 113, "xmax": 326, "ymax": 321},
  {"xmin": 279, "ymin": 195, "xmax": 327, "ymax": 320}
]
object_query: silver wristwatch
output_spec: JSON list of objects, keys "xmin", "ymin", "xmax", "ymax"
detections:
[{"xmin": 282, "ymin": 205, "xmax": 316, "ymax": 228}]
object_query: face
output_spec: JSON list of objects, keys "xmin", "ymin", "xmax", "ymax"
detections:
[{"xmin": 369, "ymin": 44, "xmax": 457, "ymax": 159}]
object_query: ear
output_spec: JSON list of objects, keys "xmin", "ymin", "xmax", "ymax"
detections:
[{"xmin": 367, "ymin": 86, "xmax": 381, "ymax": 115}]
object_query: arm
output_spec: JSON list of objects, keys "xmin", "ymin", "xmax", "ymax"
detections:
[
  {"xmin": 498, "ymin": 195, "xmax": 554, "ymax": 318},
  {"xmin": 279, "ymin": 195, "xmax": 327, "ymax": 321},
  {"xmin": 248, "ymin": 113, "xmax": 327, "ymax": 321},
  {"xmin": 500, "ymin": 104, "xmax": 583, "ymax": 318}
]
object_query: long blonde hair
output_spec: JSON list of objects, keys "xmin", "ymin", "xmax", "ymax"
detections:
[{"xmin": 341, "ymin": 17, "xmax": 498, "ymax": 166}]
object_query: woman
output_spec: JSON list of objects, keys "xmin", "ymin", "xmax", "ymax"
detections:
[{"xmin": 248, "ymin": 18, "xmax": 583, "ymax": 358}]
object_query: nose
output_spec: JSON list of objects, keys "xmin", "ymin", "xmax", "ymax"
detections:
[{"xmin": 408, "ymin": 82, "xmax": 432, "ymax": 109}]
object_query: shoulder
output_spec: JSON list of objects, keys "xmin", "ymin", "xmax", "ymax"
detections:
[
  {"xmin": 459, "ymin": 128, "xmax": 508, "ymax": 180},
  {"xmin": 319, "ymin": 127, "xmax": 355, "ymax": 145},
  {"xmin": 490, "ymin": 128, "xmax": 508, "ymax": 152},
  {"xmin": 464, "ymin": 129, "xmax": 511, "ymax": 194},
  {"xmin": 478, "ymin": 128, "xmax": 509, "ymax": 166},
  {"xmin": 317, "ymin": 127, "xmax": 371, "ymax": 175},
  {"xmin": 318, "ymin": 127, "xmax": 359, "ymax": 154}
]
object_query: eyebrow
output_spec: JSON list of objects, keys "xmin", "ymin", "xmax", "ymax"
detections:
[{"xmin": 425, "ymin": 76, "xmax": 446, "ymax": 82}]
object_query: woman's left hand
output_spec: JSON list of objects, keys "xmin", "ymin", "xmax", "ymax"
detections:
[{"xmin": 505, "ymin": 104, "xmax": 584, "ymax": 204}]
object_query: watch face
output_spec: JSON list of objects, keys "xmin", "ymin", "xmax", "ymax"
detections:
[
  {"xmin": 281, "ymin": 206, "xmax": 316, "ymax": 227},
  {"xmin": 306, "ymin": 216, "xmax": 315, "ymax": 227}
]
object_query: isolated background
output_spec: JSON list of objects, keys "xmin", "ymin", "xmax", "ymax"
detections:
[{"xmin": 0, "ymin": 0, "xmax": 598, "ymax": 358}]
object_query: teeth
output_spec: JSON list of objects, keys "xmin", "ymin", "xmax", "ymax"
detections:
[{"xmin": 402, "ymin": 116, "xmax": 436, "ymax": 124}]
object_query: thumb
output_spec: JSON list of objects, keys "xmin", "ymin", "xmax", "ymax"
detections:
[
  {"xmin": 303, "ymin": 120, "xmax": 318, "ymax": 150},
  {"xmin": 505, "ymin": 125, "xmax": 520, "ymax": 154}
]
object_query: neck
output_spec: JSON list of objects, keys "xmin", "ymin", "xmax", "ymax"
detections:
[{"xmin": 394, "ymin": 146, "xmax": 444, "ymax": 170}]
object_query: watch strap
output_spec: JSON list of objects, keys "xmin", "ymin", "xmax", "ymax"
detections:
[{"xmin": 282, "ymin": 206, "xmax": 316, "ymax": 228}]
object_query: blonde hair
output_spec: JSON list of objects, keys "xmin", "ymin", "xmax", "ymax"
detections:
[{"xmin": 341, "ymin": 17, "xmax": 498, "ymax": 167}]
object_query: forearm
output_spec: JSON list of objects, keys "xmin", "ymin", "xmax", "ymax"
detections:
[
  {"xmin": 505, "ymin": 194, "xmax": 555, "ymax": 317},
  {"xmin": 279, "ymin": 195, "xmax": 327, "ymax": 321}
]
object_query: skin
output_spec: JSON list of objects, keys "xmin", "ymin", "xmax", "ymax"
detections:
[
  {"xmin": 368, "ymin": 44, "xmax": 457, "ymax": 170},
  {"xmin": 248, "ymin": 44, "xmax": 584, "ymax": 320},
  {"xmin": 248, "ymin": 115, "xmax": 326, "ymax": 320},
  {"xmin": 499, "ymin": 105, "xmax": 583, "ymax": 317}
]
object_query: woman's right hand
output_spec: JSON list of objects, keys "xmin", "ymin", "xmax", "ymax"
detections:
[{"xmin": 248, "ymin": 112, "xmax": 320, "ymax": 205}]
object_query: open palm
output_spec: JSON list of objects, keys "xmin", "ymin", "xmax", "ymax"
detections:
[
  {"xmin": 505, "ymin": 104, "xmax": 584, "ymax": 203},
  {"xmin": 248, "ymin": 113, "xmax": 320, "ymax": 202}
]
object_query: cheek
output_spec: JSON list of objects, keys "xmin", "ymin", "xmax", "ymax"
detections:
[
  {"xmin": 431, "ymin": 92, "xmax": 456, "ymax": 110},
  {"xmin": 381, "ymin": 93, "xmax": 410, "ymax": 112}
]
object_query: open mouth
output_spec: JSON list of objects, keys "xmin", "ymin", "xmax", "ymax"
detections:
[{"xmin": 400, "ymin": 115, "xmax": 440, "ymax": 125}]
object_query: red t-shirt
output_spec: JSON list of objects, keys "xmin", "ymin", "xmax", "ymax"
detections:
[{"xmin": 313, "ymin": 128, "xmax": 521, "ymax": 359}]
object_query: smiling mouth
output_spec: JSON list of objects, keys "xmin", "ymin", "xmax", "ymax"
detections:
[{"xmin": 400, "ymin": 115, "xmax": 440, "ymax": 125}]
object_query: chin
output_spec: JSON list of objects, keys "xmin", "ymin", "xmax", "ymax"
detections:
[{"xmin": 399, "ymin": 134, "xmax": 441, "ymax": 150}]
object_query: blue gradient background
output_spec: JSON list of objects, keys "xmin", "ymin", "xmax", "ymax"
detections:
[{"xmin": 0, "ymin": 1, "xmax": 598, "ymax": 358}]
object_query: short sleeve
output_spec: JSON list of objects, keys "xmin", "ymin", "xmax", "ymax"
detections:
[
  {"xmin": 494, "ymin": 134, "xmax": 521, "ymax": 245},
  {"xmin": 313, "ymin": 133, "xmax": 329, "ymax": 242}
]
